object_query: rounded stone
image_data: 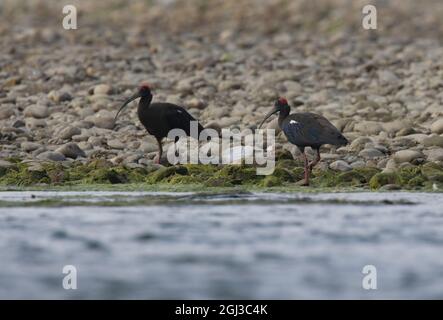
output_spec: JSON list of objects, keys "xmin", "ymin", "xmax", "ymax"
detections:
[
  {"xmin": 393, "ymin": 150, "xmax": 424, "ymax": 163},
  {"xmin": 24, "ymin": 104, "xmax": 49, "ymax": 119},
  {"xmin": 94, "ymin": 84, "xmax": 112, "ymax": 95},
  {"xmin": 427, "ymin": 149, "xmax": 443, "ymax": 162},
  {"xmin": 431, "ymin": 119, "xmax": 443, "ymax": 134},
  {"xmin": 59, "ymin": 126, "xmax": 81, "ymax": 140},
  {"xmin": 358, "ymin": 148, "xmax": 384, "ymax": 159},
  {"xmin": 423, "ymin": 136, "xmax": 443, "ymax": 148},
  {"xmin": 36, "ymin": 151, "xmax": 66, "ymax": 162},
  {"xmin": 56, "ymin": 143, "xmax": 86, "ymax": 159},
  {"xmin": 21, "ymin": 142, "xmax": 41, "ymax": 152},
  {"xmin": 329, "ymin": 160, "xmax": 352, "ymax": 172}
]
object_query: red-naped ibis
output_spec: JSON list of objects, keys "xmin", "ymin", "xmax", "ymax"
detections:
[
  {"xmin": 259, "ymin": 97, "xmax": 348, "ymax": 186},
  {"xmin": 114, "ymin": 84, "xmax": 204, "ymax": 164}
]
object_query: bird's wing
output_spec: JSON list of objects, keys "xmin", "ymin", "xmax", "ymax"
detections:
[
  {"xmin": 306, "ymin": 113, "xmax": 347, "ymax": 145},
  {"xmin": 282, "ymin": 119, "xmax": 306, "ymax": 145},
  {"xmin": 163, "ymin": 104, "xmax": 204, "ymax": 136},
  {"xmin": 283, "ymin": 113, "xmax": 347, "ymax": 146}
]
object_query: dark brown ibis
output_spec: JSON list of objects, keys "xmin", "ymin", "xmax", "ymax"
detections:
[
  {"xmin": 114, "ymin": 84, "xmax": 204, "ymax": 164},
  {"xmin": 259, "ymin": 97, "xmax": 348, "ymax": 186}
]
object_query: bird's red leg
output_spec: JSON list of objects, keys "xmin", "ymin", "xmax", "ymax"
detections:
[
  {"xmin": 296, "ymin": 151, "xmax": 310, "ymax": 186},
  {"xmin": 154, "ymin": 138, "xmax": 163, "ymax": 164},
  {"xmin": 309, "ymin": 148, "xmax": 321, "ymax": 172}
]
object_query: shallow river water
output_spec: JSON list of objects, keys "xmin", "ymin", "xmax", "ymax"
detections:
[{"xmin": 0, "ymin": 191, "xmax": 442, "ymax": 299}]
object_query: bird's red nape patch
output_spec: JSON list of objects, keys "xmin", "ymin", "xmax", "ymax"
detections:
[
  {"xmin": 278, "ymin": 97, "xmax": 288, "ymax": 105},
  {"xmin": 140, "ymin": 83, "xmax": 151, "ymax": 90}
]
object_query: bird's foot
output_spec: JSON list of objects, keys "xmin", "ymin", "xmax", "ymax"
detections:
[
  {"xmin": 153, "ymin": 155, "xmax": 161, "ymax": 164},
  {"xmin": 295, "ymin": 179, "xmax": 310, "ymax": 186}
]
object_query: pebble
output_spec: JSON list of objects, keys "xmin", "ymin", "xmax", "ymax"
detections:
[
  {"xmin": 55, "ymin": 143, "xmax": 86, "ymax": 159},
  {"xmin": 350, "ymin": 160, "xmax": 366, "ymax": 169},
  {"xmin": 25, "ymin": 118, "xmax": 46, "ymax": 129},
  {"xmin": 427, "ymin": 149, "xmax": 443, "ymax": 162},
  {"xmin": 354, "ymin": 121, "xmax": 383, "ymax": 135},
  {"xmin": 0, "ymin": 160, "xmax": 14, "ymax": 169},
  {"xmin": 23, "ymin": 104, "xmax": 49, "ymax": 118},
  {"xmin": 93, "ymin": 116, "xmax": 115, "ymax": 129},
  {"xmin": 358, "ymin": 148, "xmax": 384, "ymax": 159},
  {"xmin": 393, "ymin": 150, "xmax": 424, "ymax": 163},
  {"xmin": 349, "ymin": 137, "xmax": 372, "ymax": 152},
  {"xmin": 329, "ymin": 160, "xmax": 352, "ymax": 172},
  {"xmin": 59, "ymin": 126, "xmax": 81, "ymax": 140},
  {"xmin": 36, "ymin": 151, "xmax": 66, "ymax": 162},
  {"xmin": 107, "ymin": 139, "xmax": 125, "ymax": 150},
  {"xmin": 21, "ymin": 142, "xmax": 41, "ymax": 152},
  {"xmin": 423, "ymin": 136, "xmax": 443, "ymax": 147},
  {"xmin": 94, "ymin": 84, "xmax": 112, "ymax": 95},
  {"xmin": 0, "ymin": 105, "xmax": 14, "ymax": 120},
  {"xmin": 431, "ymin": 119, "xmax": 443, "ymax": 134}
]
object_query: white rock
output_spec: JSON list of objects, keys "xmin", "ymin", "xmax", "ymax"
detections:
[
  {"xmin": 329, "ymin": 160, "xmax": 352, "ymax": 172},
  {"xmin": 358, "ymin": 148, "xmax": 384, "ymax": 159},
  {"xmin": 94, "ymin": 84, "xmax": 112, "ymax": 95},
  {"xmin": 24, "ymin": 104, "xmax": 49, "ymax": 118},
  {"xmin": 350, "ymin": 160, "xmax": 366, "ymax": 169},
  {"xmin": 393, "ymin": 150, "xmax": 424, "ymax": 163},
  {"xmin": 378, "ymin": 70, "xmax": 399, "ymax": 84},
  {"xmin": 93, "ymin": 116, "xmax": 114, "ymax": 129},
  {"xmin": 0, "ymin": 105, "xmax": 14, "ymax": 120},
  {"xmin": 431, "ymin": 119, "xmax": 443, "ymax": 134},
  {"xmin": 21, "ymin": 142, "xmax": 41, "ymax": 152},
  {"xmin": 427, "ymin": 149, "xmax": 443, "ymax": 162},
  {"xmin": 354, "ymin": 121, "xmax": 383, "ymax": 135},
  {"xmin": 107, "ymin": 139, "xmax": 125, "ymax": 150}
]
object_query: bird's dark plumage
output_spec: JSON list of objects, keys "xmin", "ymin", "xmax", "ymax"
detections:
[
  {"xmin": 281, "ymin": 113, "xmax": 348, "ymax": 150},
  {"xmin": 259, "ymin": 98, "xmax": 348, "ymax": 186},
  {"xmin": 138, "ymin": 100, "xmax": 204, "ymax": 139},
  {"xmin": 115, "ymin": 85, "xmax": 204, "ymax": 164}
]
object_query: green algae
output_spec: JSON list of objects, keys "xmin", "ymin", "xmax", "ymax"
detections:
[
  {"xmin": 0, "ymin": 158, "xmax": 442, "ymax": 192},
  {"xmin": 421, "ymin": 162, "xmax": 443, "ymax": 182},
  {"xmin": 260, "ymin": 176, "xmax": 282, "ymax": 187},
  {"xmin": 369, "ymin": 172, "xmax": 401, "ymax": 190},
  {"xmin": 368, "ymin": 166, "xmax": 436, "ymax": 190}
]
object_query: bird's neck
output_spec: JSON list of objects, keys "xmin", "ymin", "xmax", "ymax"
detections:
[
  {"xmin": 138, "ymin": 95, "xmax": 153, "ymax": 114},
  {"xmin": 278, "ymin": 110, "xmax": 290, "ymax": 128}
]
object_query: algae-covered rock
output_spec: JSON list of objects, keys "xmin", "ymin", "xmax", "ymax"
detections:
[
  {"xmin": 271, "ymin": 167, "xmax": 296, "ymax": 182},
  {"xmin": 0, "ymin": 160, "xmax": 16, "ymax": 177},
  {"xmin": 147, "ymin": 165, "xmax": 188, "ymax": 183},
  {"xmin": 397, "ymin": 166, "xmax": 423, "ymax": 186},
  {"xmin": 292, "ymin": 167, "xmax": 305, "ymax": 181},
  {"xmin": 204, "ymin": 177, "xmax": 234, "ymax": 187},
  {"xmin": 184, "ymin": 164, "xmax": 219, "ymax": 179},
  {"xmin": 369, "ymin": 172, "xmax": 401, "ymax": 189},
  {"xmin": 275, "ymin": 159, "xmax": 303, "ymax": 170},
  {"xmin": 169, "ymin": 175, "xmax": 201, "ymax": 184},
  {"xmin": 260, "ymin": 175, "xmax": 282, "ymax": 187},
  {"xmin": 275, "ymin": 149, "xmax": 294, "ymax": 161},
  {"xmin": 336, "ymin": 171, "xmax": 367, "ymax": 186},
  {"xmin": 43, "ymin": 162, "xmax": 69, "ymax": 184},
  {"xmin": 0, "ymin": 162, "xmax": 49, "ymax": 185},
  {"xmin": 335, "ymin": 168, "xmax": 379, "ymax": 186},
  {"xmin": 215, "ymin": 165, "xmax": 258, "ymax": 185},
  {"xmin": 310, "ymin": 169, "xmax": 339, "ymax": 187},
  {"xmin": 85, "ymin": 168, "xmax": 128, "ymax": 184},
  {"xmin": 421, "ymin": 162, "xmax": 443, "ymax": 182}
]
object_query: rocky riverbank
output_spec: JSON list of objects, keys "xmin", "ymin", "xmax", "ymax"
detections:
[{"xmin": 1, "ymin": 0, "xmax": 443, "ymax": 190}]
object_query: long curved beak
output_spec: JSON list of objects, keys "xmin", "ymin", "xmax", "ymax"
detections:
[
  {"xmin": 114, "ymin": 92, "xmax": 141, "ymax": 122},
  {"xmin": 258, "ymin": 107, "xmax": 279, "ymax": 129}
]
